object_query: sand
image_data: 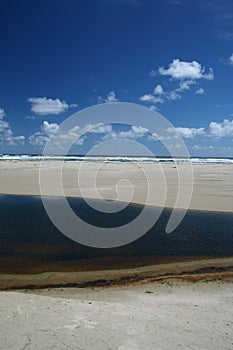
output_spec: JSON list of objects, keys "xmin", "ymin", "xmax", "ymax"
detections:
[
  {"xmin": 1, "ymin": 257, "xmax": 233, "ymax": 290},
  {"xmin": 1, "ymin": 161, "xmax": 233, "ymax": 348},
  {"xmin": 1, "ymin": 280, "xmax": 233, "ymax": 349},
  {"xmin": 0, "ymin": 161, "xmax": 233, "ymax": 212}
]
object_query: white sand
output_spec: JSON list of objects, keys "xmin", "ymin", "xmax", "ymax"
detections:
[
  {"xmin": 1, "ymin": 280, "xmax": 233, "ymax": 350},
  {"xmin": 0, "ymin": 161, "xmax": 233, "ymax": 212},
  {"xmin": 1, "ymin": 161, "xmax": 233, "ymax": 349}
]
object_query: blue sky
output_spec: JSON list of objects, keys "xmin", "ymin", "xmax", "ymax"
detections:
[{"xmin": 0, "ymin": 0, "xmax": 233, "ymax": 156}]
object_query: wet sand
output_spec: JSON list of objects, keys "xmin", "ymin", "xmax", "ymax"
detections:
[{"xmin": 1, "ymin": 257, "xmax": 233, "ymax": 290}]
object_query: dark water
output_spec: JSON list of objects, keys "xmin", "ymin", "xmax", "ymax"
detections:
[{"xmin": 0, "ymin": 195, "xmax": 233, "ymax": 273}]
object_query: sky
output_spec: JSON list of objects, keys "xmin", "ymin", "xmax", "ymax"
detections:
[{"xmin": 0, "ymin": 0, "xmax": 233, "ymax": 156}]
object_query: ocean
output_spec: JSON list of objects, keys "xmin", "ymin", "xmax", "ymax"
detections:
[{"xmin": 1, "ymin": 154, "xmax": 233, "ymax": 164}]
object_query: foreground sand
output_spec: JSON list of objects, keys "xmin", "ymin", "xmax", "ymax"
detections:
[
  {"xmin": 0, "ymin": 161, "xmax": 233, "ymax": 212},
  {"xmin": 1, "ymin": 280, "xmax": 233, "ymax": 349}
]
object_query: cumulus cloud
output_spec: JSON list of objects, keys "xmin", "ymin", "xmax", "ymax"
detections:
[
  {"xmin": 103, "ymin": 125, "xmax": 148, "ymax": 141},
  {"xmin": 167, "ymin": 91, "xmax": 182, "ymax": 101},
  {"xmin": 28, "ymin": 97, "xmax": 69, "ymax": 115},
  {"xmin": 87, "ymin": 124, "xmax": 112, "ymax": 133},
  {"xmin": 159, "ymin": 59, "xmax": 214, "ymax": 80},
  {"xmin": 139, "ymin": 94, "xmax": 164, "ymax": 104},
  {"xmin": 144, "ymin": 59, "xmax": 213, "ymax": 108},
  {"xmin": 153, "ymin": 84, "xmax": 164, "ymax": 95},
  {"xmin": 149, "ymin": 105, "xmax": 158, "ymax": 111},
  {"xmin": 29, "ymin": 133, "xmax": 49, "ymax": 147},
  {"xmin": 195, "ymin": 88, "xmax": 205, "ymax": 95},
  {"xmin": 168, "ymin": 127, "xmax": 206, "ymax": 138},
  {"xmin": 6, "ymin": 135, "xmax": 25, "ymax": 146},
  {"xmin": 0, "ymin": 112, "xmax": 25, "ymax": 147},
  {"xmin": 139, "ymin": 89, "xmax": 181, "ymax": 105},
  {"xmin": 177, "ymin": 80, "xmax": 196, "ymax": 91},
  {"xmin": 29, "ymin": 122, "xmax": 113, "ymax": 148},
  {"xmin": 209, "ymin": 119, "xmax": 233, "ymax": 137},
  {"xmin": 165, "ymin": 118, "xmax": 233, "ymax": 140},
  {"xmin": 97, "ymin": 91, "xmax": 119, "ymax": 103},
  {"xmin": 0, "ymin": 119, "xmax": 9, "ymax": 133},
  {"xmin": 42, "ymin": 121, "xmax": 59, "ymax": 135}
]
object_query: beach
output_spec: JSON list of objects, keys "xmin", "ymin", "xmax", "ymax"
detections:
[
  {"xmin": 0, "ymin": 160, "xmax": 233, "ymax": 349},
  {"xmin": 0, "ymin": 160, "xmax": 233, "ymax": 212},
  {"xmin": 1, "ymin": 280, "xmax": 233, "ymax": 349},
  {"xmin": 0, "ymin": 160, "xmax": 233, "ymax": 285}
]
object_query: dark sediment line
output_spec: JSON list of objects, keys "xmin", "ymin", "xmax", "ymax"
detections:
[{"xmin": 2, "ymin": 265, "xmax": 233, "ymax": 292}]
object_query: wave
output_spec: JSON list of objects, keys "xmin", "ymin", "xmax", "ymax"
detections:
[{"xmin": 0, "ymin": 154, "xmax": 233, "ymax": 164}]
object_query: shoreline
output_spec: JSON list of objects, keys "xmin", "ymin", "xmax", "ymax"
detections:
[
  {"xmin": 1, "ymin": 257, "xmax": 233, "ymax": 290},
  {"xmin": 1, "ymin": 192, "xmax": 233, "ymax": 215}
]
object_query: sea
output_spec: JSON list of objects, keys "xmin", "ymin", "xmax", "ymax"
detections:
[{"xmin": 0, "ymin": 154, "xmax": 233, "ymax": 164}]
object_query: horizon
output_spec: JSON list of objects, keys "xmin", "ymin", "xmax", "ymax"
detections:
[{"xmin": 1, "ymin": 153, "xmax": 233, "ymax": 159}]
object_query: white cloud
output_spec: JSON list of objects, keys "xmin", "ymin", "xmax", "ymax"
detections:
[
  {"xmin": 139, "ymin": 94, "xmax": 164, "ymax": 104},
  {"xmin": 149, "ymin": 105, "xmax": 158, "ymax": 111},
  {"xmin": 28, "ymin": 97, "xmax": 69, "ymax": 115},
  {"xmin": 149, "ymin": 132, "xmax": 172, "ymax": 141},
  {"xmin": 192, "ymin": 144, "xmax": 214, "ymax": 150},
  {"xmin": 0, "ymin": 108, "xmax": 5, "ymax": 119},
  {"xmin": 209, "ymin": 119, "xmax": 233, "ymax": 137},
  {"xmin": 29, "ymin": 122, "xmax": 112, "ymax": 148},
  {"xmin": 29, "ymin": 133, "xmax": 49, "ymax": 147},
  {"xmin": 0, "ymin": 114, "xmax": 25, "ymax": 147},
  {"xmin": 42, "ymin": 121, "xmax": 59, "ymax": 135},
  {"xmin": 97, "ymin": 91, "xmax": 119, "ymax": 103},
  {"xmin": 6, "ymin": 135, "xmax": 25, "ymax": 146},
  {"xmin": 228, "ymin": 54, "xmax": 233, "ymax": 65},
  {"xmin": 103, "ymin": 125, "xmax": 148, "ymax": 141},
  {"xmin": 177, "ymin": 80, "xmax": 196, "ymax": 91},
  {"xmin": 159, "ymin": 59, "xmax": 214, "ymax": 80},
  {"xmin": 0, "ymin": 119, "xmax": 9, "ymax": 133},
  {"xmin": 87, "ymin": 123, "xmax": 112, "ymax": 133},
  {"xmin": 143, "ymin": 59, "xmax": 213, "ymax": 108},
  {"xmin": 105, "ymin": 91, "xmax": 118, "ymax": 103},
  {"xmin": 173, "ymin": 127, "xmax": 206, "ymax": 138},
  {"xmin": 195, "ymin": 88, "xmax": 205, "ymax": 95},
  {"xmin": 139, "ymin": 89, "xmax": 181, "ymax": 105},
  {"xmin": 153, "ymin": 84, "xmax": 164, "ymax": 95},
  {"xmin": 167, "ymin": 91, "xmax": 182, "ymax": 101}
]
